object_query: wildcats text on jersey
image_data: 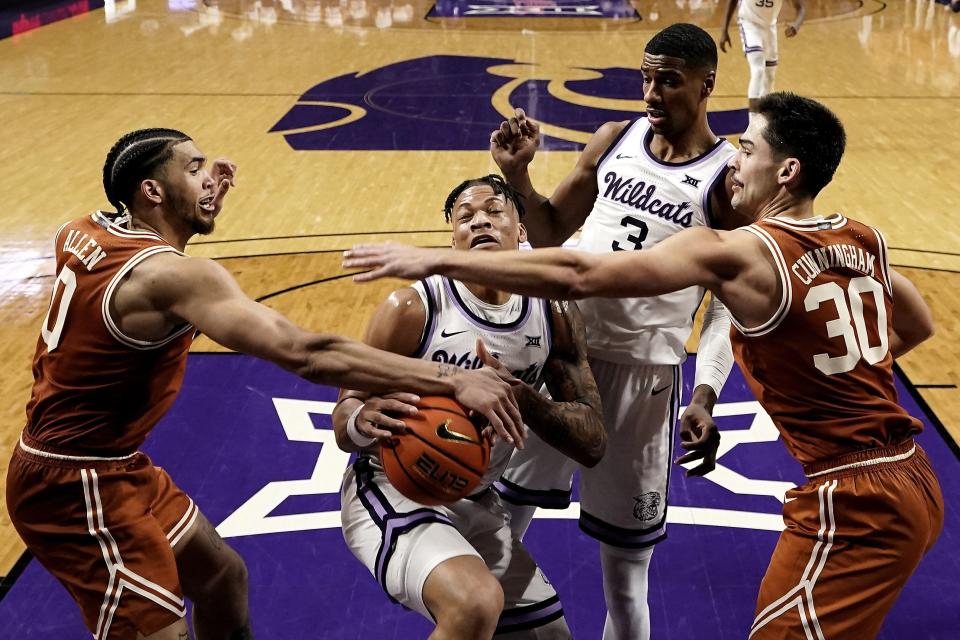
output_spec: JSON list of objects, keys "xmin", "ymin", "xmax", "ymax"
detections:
[{"xmin": 600, "ymin": 171, "xmax": 693, "ymax": 227}]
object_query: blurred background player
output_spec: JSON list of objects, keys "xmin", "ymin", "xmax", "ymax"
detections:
[
  {"xmin": 335, "ymin": 174, "xmax": 606, "ymax": 640},
  {"xmin": 485, "ymin": 23, "xmax": 739, "ymax": 640},
  {"xmin": 343, "ymin": 92, "xmax": 945, "ymax": 640},
  {"xmin": 5, "ymin": 130, "xmax": 521, "ymax": 640},
  {"xmin": 720, "ymin": 0, "xmax": 806, "ymax": 120}
]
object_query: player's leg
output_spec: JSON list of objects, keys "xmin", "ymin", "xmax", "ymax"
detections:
[
  {"xmin": 752, "ymin": 446, "xmax": 944, "ymax": 639},
  {"xmin": 600, "ymin": 544, "xmax": 653, "ymax": 640},
  {"xmin": 422, "ymin": 555, "xmax": 504, "ymax": 640},
  {"xmin": 761, "ymin": 24, "xmax": 779, "ymax": 98},
  {"xmin": 342, "ymin": 456, "xmax": 501, "ymax": 638},
  {"xmin": 137, "ymin": 619, "xmax": 191, "ymax": 639},
  {"xmin": 6, "ymin": 448, "xmax": 189, "ymax": 639},
  {"xmin": 578, "ymin": 361, "xmax": 680, "ymax": 640},
  {"xmin": 173, "ymin": 512, "xmax": 251, "ymax": 640},
  {"xmin": 461, "ymin": 491, "xmax": 570, "ymax": 639},
  {"xmin": 738, "ymin": 20, "xmax": 768, "ymax": 116},
  {"xmin": 493, "ymin": 423, "xmax": 579, "ymax": 540}
]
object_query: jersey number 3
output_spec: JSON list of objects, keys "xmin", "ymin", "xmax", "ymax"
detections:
[
  {"xmin": 611, "ymin": 216, "xmax": 649, "ymax": 251},
  {"xmin": 805, "ymin": 276, "xmax": 889, "ymax": 376},
  {"xmin": 41, "ymin": 266, "xmax": 77, "ymax": 352}
]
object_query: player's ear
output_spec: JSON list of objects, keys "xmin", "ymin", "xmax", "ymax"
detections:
[
  {"xmin": 140, "ymin": 179, "xmax": 163, "ymax": 205},
  {"xmin": 778, "ymin": 158, "xmax": 802, "ymax": 188},
  {"xmin": 518, "ymin": 222, "xmax": 528, "ymax": 245},
  {"xmin": 702, "ymin": 70, "xmax": 716, "ymax": 98}
]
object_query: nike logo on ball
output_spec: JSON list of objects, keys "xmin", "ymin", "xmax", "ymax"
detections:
[{"xmin": 436, "ymin": 420, "xmax": 479, "ymax": 444}]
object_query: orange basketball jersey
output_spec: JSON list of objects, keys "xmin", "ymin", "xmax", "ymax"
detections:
[
  {"xmin": 730, "ymin": 214, "xmax": 921, "ymax": 466},
  {"xmin": 25, "ymin": 211, "xmax": 194, "ymax": 455}
]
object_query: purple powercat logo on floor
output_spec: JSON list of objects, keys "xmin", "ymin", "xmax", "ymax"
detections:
[
  {"xmin": 269, "ymin": 55, "xmax": 749, "ymax": 151},
  {"xmin": 1, "ymin": 354, "xmax": 957, "ymax": 638}
]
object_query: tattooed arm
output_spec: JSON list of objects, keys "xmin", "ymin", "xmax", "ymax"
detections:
[{"xmin": 516, "ymin": 300, "xmax": 606, "ymax": 467}]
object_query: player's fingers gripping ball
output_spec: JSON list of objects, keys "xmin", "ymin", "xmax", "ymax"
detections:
[{"xmin": 381, "ymin": 396, "xmax": 491, "ymax": 505}]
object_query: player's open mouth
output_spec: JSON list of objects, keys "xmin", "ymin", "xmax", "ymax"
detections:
[
  {"xmin": 470, "ymin": 235, "xmax": 498, "ymax": 248},
  {"xmin": 647, "ymin": 109, "xmax": 667, "ymax": 121},
  {"xmin": 199, "ymin": 195, "xmax": 216, "ymax": 212}
]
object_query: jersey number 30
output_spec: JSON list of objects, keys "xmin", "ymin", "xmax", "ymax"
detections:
[
  {"xmin": 41, "ymin": 266, "xmax": 77, "ymax": 352},
  {"xmin": 805, "ymin": 276, "xmax": 889, "ymax": 376}
]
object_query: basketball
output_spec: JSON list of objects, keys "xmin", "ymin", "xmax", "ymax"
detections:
[{"xmin": 380, "ymin": 396, "xmax": 491, "ymax": 505}]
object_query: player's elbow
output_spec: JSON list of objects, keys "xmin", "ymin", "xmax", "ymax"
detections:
[{"xmin": 293, "ymin": 333, "xmax": 353, "ymax": 386}]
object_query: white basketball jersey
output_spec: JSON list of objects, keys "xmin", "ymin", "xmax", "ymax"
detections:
[
  {"xmin": 410, "ymin": 275, "xmax": 553, "ymax": 493},
  {"xmin": 738, "ymin": 0, "xmax": 784, "ymax": 25},
  {"xmin": 577, "ymin": 117, "xmax": 736, "ymax": 365}
]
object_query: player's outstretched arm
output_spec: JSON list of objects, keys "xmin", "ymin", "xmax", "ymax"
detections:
[
  {"xmin": 480, "ymin": 301, "xmax": 606, "ymax": 467},
  {"xmin": 889, "ymin": 269, "xmax": 934, "ymax": 358},
  {"xmin": 346, "ymin": 226, "xmax": 737, "ymax": 302},
  {"xmin": 151, "ymin": 255, "xmax": 523, "ymax": 439},
  {"xmin": 491, "ymin": 110, "xmax": 626, "ymax": 247}
]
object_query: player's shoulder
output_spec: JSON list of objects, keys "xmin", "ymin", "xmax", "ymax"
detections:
[{"xmin": 374, "ymin": 286, "xmax": 428, "ymax": 328}]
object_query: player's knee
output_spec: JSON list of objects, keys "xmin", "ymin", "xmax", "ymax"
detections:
[
  {"xmin": 437, "ymin": 572, "xmax": 503, "ymax": 632},
  {"xmin": 195, "ymin": 547, "xmax": 249, "ymax": 602}
]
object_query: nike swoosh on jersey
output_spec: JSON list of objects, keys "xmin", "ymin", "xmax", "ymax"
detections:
[
  {"xmin": 440, "ymin": 329, "xmax": 468, "ymax": 338},
  {"xmin": 651, "ymin": 385, "xmax": 671, "ymax": 396},
  {"xmin": 436, "ymin": 419, "xmax": 479, "ymax": 444}
]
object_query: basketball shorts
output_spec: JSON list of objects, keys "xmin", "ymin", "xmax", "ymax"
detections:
[
  {"xmin": 739, "ymin": 18, "xmax": 779, "ymax": 65},
  {"xmin": 750, "ymin": 440, "xmax": 944, "ymax": 639},
  {"xmin": 495, "ymin": 360, "xmax": 681, "ymax": 548},
  {"xmin": 6, "ymin": 433, "xmax": 199, "ymax": 639},
  {"xmin": 341, "ymin": 456, "xmax": 564, "ymax": 634}
]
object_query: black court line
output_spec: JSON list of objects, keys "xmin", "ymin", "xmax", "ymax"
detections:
[
  {"xmin": 895, "ymin": 362, "xmax": 960, "ymax": 461},
  {"xmin": 0, "ymin": 551, "xmax": 32, "ymax": 603},
  {"xmin": 913, "ymin": 384, "xmax": 958, "ymax": 389}
]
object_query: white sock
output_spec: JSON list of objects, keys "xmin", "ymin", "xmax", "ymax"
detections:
[
  {"xmin": 762, "ymin": 63, "xmax": 777, "ymax": 96},
  {"xmin": 600, "ymin": 543, "xmax": 654, "ymax": 640}
]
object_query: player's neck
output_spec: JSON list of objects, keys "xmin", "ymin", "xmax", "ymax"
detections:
[
  {"xmin": 463, "ymin": 282, "xmax": 512, "ymax": 306},
  {"xmin": 650, "ymin": 121, "xmax": 717, "ymax": 163},
  {"xmin": 129, "ymin": 209, "xmax": 192, "ymax": 251},
  {"xmin": 757, "ymin": 192, "xmax": 817, "ymax": 222}
]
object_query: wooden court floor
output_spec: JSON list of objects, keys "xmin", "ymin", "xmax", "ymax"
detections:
[{"xmin": 0, "ymin": 0, "xmax": 958, "ymax": 583}]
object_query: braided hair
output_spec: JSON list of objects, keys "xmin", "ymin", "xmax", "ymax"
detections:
[
  {"xmin": 102, "ymin": 128, "xmax": 191, "ymax": 215},
  {"xmin": 443, "ymin": 174, "xmax": 526, "ymax": 223}
]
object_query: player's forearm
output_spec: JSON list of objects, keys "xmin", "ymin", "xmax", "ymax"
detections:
[
  {"xmin": 434, "ymin": 247, "xmax": 591, "ymax": 300},
  {"xmin": 500, "ymin": 171, "xmax": 569, "ymax": 248},
  {"xmin": 295, "ymin": 333, "xmax": 460, "ymax": 395},
  {"xmin": 722, "ymin": 0, "xmax": 737, "ymax": 30},
  {"xmin": 687, "ymin": 384, "xmax": 718, "ymax": 413},
  {"xmin": 514, "ymin": 384, "xmax": 606, "ymax": 467},
  {"xmin": 890, "ymin": 326, "xmax": 933, "ymax": 359},
  {"xmin": 791, "ymin": 0, "xmax": 806, "ymax": 28}
]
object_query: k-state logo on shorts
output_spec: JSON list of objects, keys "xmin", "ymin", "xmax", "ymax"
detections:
[
  {"xmin": 633, "ymin": 491, "xmax": 661, "ymax": 521},
  {"xmin": 270, "ymin": 55, "xmax": 748, "ymax": 151}
]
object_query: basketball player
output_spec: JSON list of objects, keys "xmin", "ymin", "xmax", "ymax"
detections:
[
  {"xmin": 5, "ymin": 129, "xmax": 522, "ymax": 640},
  {"xmin": 719, "ymin": 0, "xmax": 806, "ymax": 119},
  {"xmin": 343, "ymin": 92, "xmax": 945, "ymax": 639},
  {"xmin": 483, "ymin": 23, "xmax": 740, "ymax": 639},
  {"xmin": 335, "ymin": 174, "xmax": 606, "ymax": 639}
]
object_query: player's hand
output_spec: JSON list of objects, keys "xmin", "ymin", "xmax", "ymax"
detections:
[
  {"xmin": 675, "ymin": 403, "xmax": 721, "ymax": 477},
  {"xmin": 343, "ymin": 243, "xmax": 444, "ymax": 282},
  {"xmin": 719, "ymin": 30, "xmax": 732, "ymax": 53},
  {"xmin": 453, "ymin": 366, "xmax": 525, "ymax": 450},
  {"xmin": 474, "ymin": 338, "xmax": 527, "ymax": 449},
  {"xmin": 209, "ymin": 158, "xmax": 237, "ymax": 215},
  {"xmin": 490, "ymin": 107, "xmax": 541, "ymax": 177},
  {"xmin": 355, "ymin": 393, "xmax": 421, "ymax": 441},
  {"xmin": 784, "ymin": 24, "xmax": 799, "ymax": 38}
]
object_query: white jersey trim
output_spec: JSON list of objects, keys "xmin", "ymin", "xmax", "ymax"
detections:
[
  {"xmin": 731, "ymin": 225, "xmax": 792, "ymax": 337},
  {"xmin": 806, "ymin": 445, "xmax": 915, "ymax": 479},
  {"xmin": 92, "ymin": 211, "xmax": 166, "ymax": 242},
  {"xmin": 765, "ymin": 214, "xmax": 848, "ymax": 231},
  {"xmin": 19, "ymin": 434, "xmax": 139, "ymax": 461},
  {"xmin": 871, "ymin": 227, "xmax": 893, "ymax": 297},
  {"xmin": 102, "ymin": 246, "xmax": 194, "ymax": 350},
  {"xmin": 640, "ymin": 125, "xmax": 731, "ymax": 172}
]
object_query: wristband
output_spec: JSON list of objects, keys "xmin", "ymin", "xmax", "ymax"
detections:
[{"xmin": 346, "ymin": 404, "xmax": 377, "ymax": 448}]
